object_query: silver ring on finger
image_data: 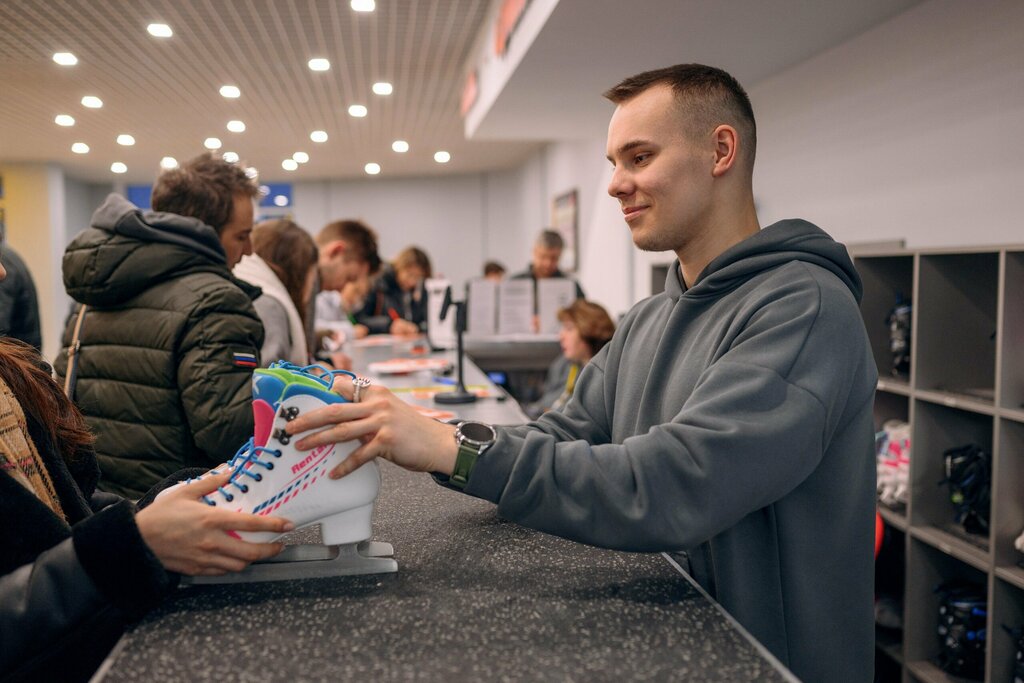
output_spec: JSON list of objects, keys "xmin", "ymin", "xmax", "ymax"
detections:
[{"xmin": 352, "ymin": 376, "xmax": 372, "ymax": 403}]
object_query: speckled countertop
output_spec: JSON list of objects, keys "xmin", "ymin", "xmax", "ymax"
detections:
[{"xmin": 97, "ymin": 463, "xmax": 793, "ymax": 682}]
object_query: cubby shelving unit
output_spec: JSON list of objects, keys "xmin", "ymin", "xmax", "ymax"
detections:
[{"xmin": 856, "ymin": 245, "xmax": 1024, "ymax": 683}]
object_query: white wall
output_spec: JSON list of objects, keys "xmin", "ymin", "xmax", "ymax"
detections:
[
  {"xmin": 292, "ymin": 174, "xmax": 488, "ymax": 290},
  {"xmin": 752, "ymin": 0, "xmax": 1024, "ymax": 249}
]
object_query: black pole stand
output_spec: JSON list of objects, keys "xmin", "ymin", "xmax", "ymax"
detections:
[{"xmin": 435, "ymin": 293, "xmax": 477, "ymax": 405}]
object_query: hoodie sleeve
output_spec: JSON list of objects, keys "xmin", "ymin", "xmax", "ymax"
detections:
[
  {"xmin": 463, "ymin": 265, "xmax": 875, "ymax": 552},
  {"xmin": 177, "ymin": 281, "xmax": 263, "ymax": 465}
]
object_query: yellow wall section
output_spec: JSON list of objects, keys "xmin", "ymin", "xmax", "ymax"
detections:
[{"xmin": 0, "ymin": 164, "xmax": 66, "ymax": 362}]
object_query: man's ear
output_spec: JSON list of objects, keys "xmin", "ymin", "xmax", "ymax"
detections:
[
  {"xmin": 327, "ymin": 240, "xmax": 347, "ymax": 258},
  {"xmin": 711, "ymin": 124, "xmax": 739, "ymax": 178}
]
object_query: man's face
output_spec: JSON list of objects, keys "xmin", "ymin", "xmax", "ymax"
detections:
[
  {"xmin": 532, "ymin": 245, "xmax": 562, "ymax": 279},
  {"xmin": 319, "ymin": 240, "xmax": 369, "ymax": 292},
  {"xmin": 219, "ymin": 194, "xmax": 254, "ymax": 269},
  {"xmin": 606, "ymin": 84, "xmax": 714, "ymax": 254}
]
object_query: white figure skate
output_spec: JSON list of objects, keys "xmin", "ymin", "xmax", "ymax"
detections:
[{"xmin": 185, "ymin": 362, "xmax": 397, "ymax": 583}]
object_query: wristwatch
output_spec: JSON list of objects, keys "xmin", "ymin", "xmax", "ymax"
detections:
[{"xmin": 449, "ymin": 420, "xmax": 497, "ymax": 489}]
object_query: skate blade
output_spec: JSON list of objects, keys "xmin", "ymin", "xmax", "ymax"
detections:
[{"xmin": 182, "ymin": 540, "xmax": 397, "ymax": 584}]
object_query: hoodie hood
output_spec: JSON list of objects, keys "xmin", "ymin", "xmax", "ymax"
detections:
[
  {"xmin": 662, "ymin": 219, "xmax": 862, "ymax": 303},
  {"xmin": 64, "ymin": 194, "xmax": 258, "ymax": 306}
]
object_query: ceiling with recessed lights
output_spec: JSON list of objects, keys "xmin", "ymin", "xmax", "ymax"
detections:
[{"xmin": 0, "ymin": 0, "xmax": 540, "ymax": 182}]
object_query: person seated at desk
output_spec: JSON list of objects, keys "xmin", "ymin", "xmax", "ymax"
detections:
[
  {"xmin": 511, "ymin": 229, "xmax": 584, "ymax": 301},
  {"xmin": 234, "ymin": 218, "xmax": 320, "ymax": 366},
  {"xmin": 527, "ymin": 299, "xmax": 615, "ymax": 419},
  {"xmin": 315, "ymin": 275, "xmax": 371, "ymax": 347},
  {"xmin": 483, "ymin": 260, "xmax": 506, "ymax": 282},
  {"xmin": 357, "ymin": 246, "xmax": 431, "ymax": 336},
  {"xmin": 0, "ymin": 337, "xmax": 290, "ymax": 681}
]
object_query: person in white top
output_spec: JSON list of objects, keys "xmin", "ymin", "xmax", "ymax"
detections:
[{"xmin": 233, "ymin": 219, "xmax": 318, "ymax": 366}]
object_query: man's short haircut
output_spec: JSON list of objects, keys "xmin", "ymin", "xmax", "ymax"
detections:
[
  {"xmin": 603, "ymin": 63, "xmax": 757, "ymax": 171},
  {"xmin": 536, "ymin": 229, "xmax": 564, "ymax": 251},
  {"xmin": 483, "ymin": 260, "xmax": 506, "ymax": 277},
  {"xmin": 151, "ymin": 152, "xmax": 259, "ymax": 233},
  {"xmin": 393, "ymin": 246, "xmax": 432, "ymax": 279},
  {"xmin": 317, "ymin": 219, "xmax": 382, "ymax": 275}
]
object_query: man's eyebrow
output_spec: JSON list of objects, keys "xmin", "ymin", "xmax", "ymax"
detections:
[{"xmin": 606, "ymin": 139, "xmax": 654, "ymax": 162}]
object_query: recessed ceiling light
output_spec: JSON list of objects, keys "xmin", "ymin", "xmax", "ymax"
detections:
[
  {"xmin": 364, "ymin": 162, "xmax": 381, "ymax": 175},
  {"xmin": 110, "ymin": 162, "xmax": 127, "ymax": 174},
  {"xmin": 147, "ymin": 23, "xmax": 173, "ymax": 38},
  {"xmin": 55, "ymin": 114, "xmax": 75, "ymax": 126},
  {"xmin": 245, "ymin": 167, "xmax": 259, "ymax": 179},
  {"xmin": 220, "ymin": 85, "xmax": 241, "ymax": 98},
  {"xmin": 160, "ymin": 156, "xmax": 178, "ymax": 169},
  {"xmin": 81, "ymin": 96, "xmax": 103, "ymax": 108},
  {"xmin": 226, "ymin": 120, "xmax": 246, "ymax": 133},
  {"xmin": 204, "ymin": 137, "xmax": 222, "ymax": 150},
  {"xmin": 273, "ymin": 195, "xmax": 289, "ymax": 207},
  {"xmin": 292, "ymin": 152, "xmax": 309, "ymax": 163},
  {"xmin": 71, "ymin": 142, "xmax": 89, "ymax": 154},
  {"xmin": 117, "ymin": 134, "xmax": 135, "ymax": 146},
  {"xmin": 310, "ymin": 130, "xmax": 328, "ymax": 143},
  {"xmin": 348, "ymin": 104, "xmax": 367, "ymax": 118},
  {"xmin": 308, "ymin": 58, "xmax": 330, "ymax": 72},
  {"xmin": 372, "ymin": 82, "xmax": 393, "ymax": 95},
  {"xmin": 222, "ymin": 151, "xmax": 239, "ymax": 163},
  {"xmin": 53, "ymin": 52, "xmax": 77, "ymax": 66},
  {"xmin": 282, "ymin": 159, "xmax": 298, "ymax": 171},
  {"xmin": 391, "ymin": 140, "xmax": 409, "ymax": 153},
  {"xmin": 351, "ymin": 0, "xmax": 376, "ymax": 12},
  {"xmin": 434, "ymin": 151, "xmax": 451, "ymax": 163}
]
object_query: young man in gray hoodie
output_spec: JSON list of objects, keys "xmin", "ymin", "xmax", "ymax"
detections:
[{"xmin": 289, "ymin": 64, "xmax": 877, "ymax": 683}]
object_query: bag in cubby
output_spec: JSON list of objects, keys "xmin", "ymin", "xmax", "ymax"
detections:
[
  {"xmin": 1002, "ymin": 625, "xmax": 1024, "ymax": 683},
  {"xmin": 885, "ymin": 297, "xmax": 911, "ymax": 377},
  {"xmin": 876, "ymin": 419, "xmax": 910, "ymax": 508},
  {"xmin": 935, "ymin": 580, "xmax": 986, "ymax": 679},
  {"xmin": 938, "ymin": 443, "xmax": 991, "ymax": 536}
]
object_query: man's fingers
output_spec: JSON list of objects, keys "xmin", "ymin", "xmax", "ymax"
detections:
[
  {"xmin": 285, "ymin": 400, "xmax": 376, "ymax": 435},
  {"xmin": 294, "ymin": 413, "xmax": 381, "ymax": 451},
  {"xmin": 329, "ymin": 442, "xmax": 378, "ymax": 479}
]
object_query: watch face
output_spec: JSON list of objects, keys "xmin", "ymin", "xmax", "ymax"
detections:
[{"xmin": 460, "ymin": 421, "xmax": 495, "ymax": 444}]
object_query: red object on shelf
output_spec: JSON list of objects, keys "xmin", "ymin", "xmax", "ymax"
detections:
[{"xmin": 875, "ymin": 509, "xmax": 884, "ymax": 559}]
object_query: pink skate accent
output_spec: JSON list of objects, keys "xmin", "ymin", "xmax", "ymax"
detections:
[
  {"xmin": 253, "ymin": 399, "xmax": 275, "ymax": 447},
  {"xmin": 226, "ymin": 530, "xmax": 242, "ymax": 539}
]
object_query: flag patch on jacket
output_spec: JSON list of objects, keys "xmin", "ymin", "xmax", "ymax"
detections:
[{"xmin": 232, "ymin": 352, "xmax": 258, "ymax": 368}]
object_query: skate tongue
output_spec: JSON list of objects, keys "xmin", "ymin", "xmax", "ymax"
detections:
[{"xmin": 253, "ymin": 399, "xmax": 275, "ymax": 448}]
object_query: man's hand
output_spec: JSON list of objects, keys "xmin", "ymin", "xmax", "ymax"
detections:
[
  {"xmin": 135, "ymin": 472, "xmax": 292, "ymax": 576},
  {"xmin": 389, "ymin": 319, "xmax": 419, "ymax": 337},
  {"xmin": 284, "ymin": 376, "xmax": 458, "ymax": 479}
]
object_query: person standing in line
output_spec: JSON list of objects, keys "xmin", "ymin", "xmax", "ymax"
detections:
[
  {"xmin": 288, "ymin": 64, "xmax": 878, "ymax": 682},
  {"xmin": 0, "ymin": 242, "xmax": 42, "ymax": 351},
  {"xmin": 234, "ymin": 219, "xmax": 321, "ymax": 367},
  {"xmin": 54, "ymin": 153, "xmax": 264, "ymax": 500}
]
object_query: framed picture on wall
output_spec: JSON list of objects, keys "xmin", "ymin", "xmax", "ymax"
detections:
[{"xmin": 551, "ymin": 189, "xmax": 578, "ymax": 272}]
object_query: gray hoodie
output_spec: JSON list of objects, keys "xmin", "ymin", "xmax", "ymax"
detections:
[{"xmin": 465, "ymin": 219, "xmax": 877, "ymax": 683}]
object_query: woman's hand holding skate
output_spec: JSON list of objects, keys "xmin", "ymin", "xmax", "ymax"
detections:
[{"xmin": 136, "ymin": 472, "xmax": 293, "ymax": 576}]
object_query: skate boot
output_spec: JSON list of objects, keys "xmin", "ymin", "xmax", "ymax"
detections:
[{"xmin": 201, "ymin": 362, "xmax": 382, "ymax": 546}]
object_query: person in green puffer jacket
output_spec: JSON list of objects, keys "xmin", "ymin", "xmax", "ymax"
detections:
[{"xmin": 54, "ymin": 153, "xmax": 264, "ymax": 499}]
